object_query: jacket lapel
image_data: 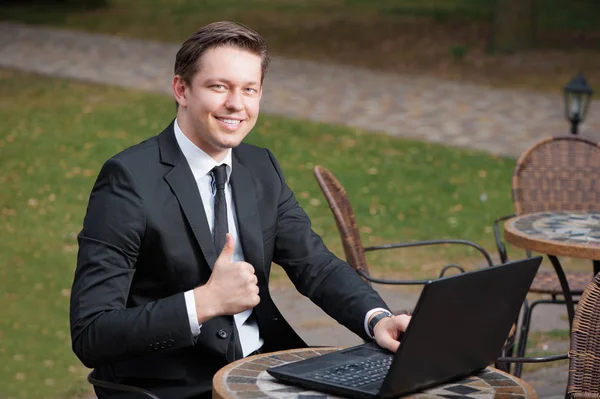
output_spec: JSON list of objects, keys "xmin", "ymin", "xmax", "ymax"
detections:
[
  {"xmin": 158, "ymin": 122, "xmax": 218, "ymax": 268},
  {"xmin": 230, "ymin": 154, "xmax": 267, "ymax": 285}
]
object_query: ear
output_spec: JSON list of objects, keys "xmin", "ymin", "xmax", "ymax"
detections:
[{"xmin": 172, "ymin": 75, "xmax": 188, "ymax": 108}]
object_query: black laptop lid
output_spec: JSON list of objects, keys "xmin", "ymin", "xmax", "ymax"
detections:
[{"xmin": 379, "ymin": 256, "xmax": 542, "ymax": 398}]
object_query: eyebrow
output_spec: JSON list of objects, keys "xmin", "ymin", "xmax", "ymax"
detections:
[{"xmin": 206, "ymin": 78, "xmax": 260, "ymax": 86}]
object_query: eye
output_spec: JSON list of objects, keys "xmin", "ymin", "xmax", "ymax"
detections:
[
  {"xmin": 211, "ymin": 84, "xmax": 227, "ymax": 91},
  {"xmin": 245, "ymin": 87, "xmax": 258, "ymax": 95}
]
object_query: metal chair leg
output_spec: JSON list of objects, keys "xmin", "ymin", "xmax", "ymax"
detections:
[
  {"xmin": 514, "ymin": 300, "xmax": 531, "ymax": 378},
  {"xmin": 495, "ymin": 300, "xmax": 527, "ymax": 374},
  {"xmin": 514, "ymin": 298, "xmax": 571, "ymax": 377},
  {"xmin": 548, "ymin": 255, "xmax": 575, "ymax": 329},
  {"xmin": 495, "ymin": 333, "xmax": 515, "ymax": 373}
]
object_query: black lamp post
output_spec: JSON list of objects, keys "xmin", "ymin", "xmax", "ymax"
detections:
[{"xmin": 564, "ymin": 73, "xmax": 593, "ymax": 135}]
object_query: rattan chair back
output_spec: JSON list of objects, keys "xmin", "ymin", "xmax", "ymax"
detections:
[
  {"xmin": 512, "ymin": 136, "xmax": 600, "ymax": 215},
  {"xmin": 568, "ymin": 272, "xmax": 600, "ymax": 398},
  {"xmin": 313, "ymin": 165, "xmax": 371, "ymax": 280}
]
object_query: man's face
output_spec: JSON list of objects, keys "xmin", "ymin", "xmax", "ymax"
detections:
[{"xmin": 175, "ymin": 46, "xmax": 263, "ymax": 160}]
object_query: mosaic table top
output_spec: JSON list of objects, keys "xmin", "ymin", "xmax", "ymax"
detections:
[
  {"xmin": 504, "ymin": 211, "xmax": 600, "ymax": 259},
  {"xmin": 212, "ymin": 348, "xmax": 537, "ymax": 399}
]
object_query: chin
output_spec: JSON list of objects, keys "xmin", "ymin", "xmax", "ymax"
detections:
[
  {"xmin": 214, "ymin": 139, "xmax": 242, "ymax": 150},
  {"xmin": 219, "ymin": 134, "xmax": 248, "ymax": 148}
]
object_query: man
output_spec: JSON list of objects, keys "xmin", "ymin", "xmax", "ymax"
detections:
[{"xmin": 70, "ymin": 21, "xmax": 410, "ymax": 399}]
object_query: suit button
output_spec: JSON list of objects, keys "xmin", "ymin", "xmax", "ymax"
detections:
[
  {"xmin": 217, "ymin": 329, "xmax": 228, "ymax": 339},
  {"xmin": 168, "ymin": 339, "xmax": 175, "ymax": 347}
]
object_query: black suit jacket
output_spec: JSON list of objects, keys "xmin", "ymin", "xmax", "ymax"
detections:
[{"xmin": 70, "ymin": 121, "xmax": 389, "ymax": 398}]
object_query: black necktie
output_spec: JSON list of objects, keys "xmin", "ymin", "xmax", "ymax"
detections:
[{"xmin": 212, "ymin": 165, "xmax": 228, "ymax": 254}]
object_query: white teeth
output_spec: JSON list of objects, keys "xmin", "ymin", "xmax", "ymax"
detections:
[{"xmin": 218, "ymin": 118, "xmax": 241, "ymax": 125}]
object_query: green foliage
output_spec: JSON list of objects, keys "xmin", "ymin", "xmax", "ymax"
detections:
[
  {"xmin": 449, "ymin": 44, "xmax": 469, "ymax": 60},
  {"xmin": 0, "ymin": 69, "xmax": 516, "ymax": 397}
]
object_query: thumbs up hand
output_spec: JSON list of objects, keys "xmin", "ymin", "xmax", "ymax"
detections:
[{"xmin": 193, "ymin": 234, "xmax": 260, "ymax": 323}]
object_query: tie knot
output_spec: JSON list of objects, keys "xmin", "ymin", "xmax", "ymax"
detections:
[{"xmin": 212, "ymin": 164, "xmax": 228, "ymax": 190}]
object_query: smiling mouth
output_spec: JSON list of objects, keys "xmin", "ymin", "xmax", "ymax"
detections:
[{"xmin": 215, "ymin": 117, "xmax": 243, "ymax": 126}]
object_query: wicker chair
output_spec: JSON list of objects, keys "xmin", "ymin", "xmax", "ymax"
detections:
[
  {"xmin": 313, "ymin": 165, "xmax": 494, "ymax": 284},
  {"xmin": 87, "ymin": 370, "xmax": 161, "ymax": 399},
  {"xmin": 493, "ymin": 135, "xmax": 600, "ymax": 376},
  {"xmin": 497, "ymin": 272, "xmax": 600, "ymax": 399},
  {"xmin": 312, "ymin": 166, "xmax": 517, "ymax": 362}
]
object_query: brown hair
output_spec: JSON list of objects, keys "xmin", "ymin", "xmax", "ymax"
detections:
[{"xmin": 174, "ymin": 21, "xmax": 269, "ymax": 85}]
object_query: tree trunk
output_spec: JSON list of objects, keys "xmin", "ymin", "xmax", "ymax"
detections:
[{"xmin": 489, "ymin": 0, "xmax": 536, "ymax": 53}]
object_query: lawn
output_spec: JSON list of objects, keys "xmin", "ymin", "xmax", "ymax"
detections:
[{"xmin": 1, "ymin": 0, "xmax": 599, "ymax": 93}]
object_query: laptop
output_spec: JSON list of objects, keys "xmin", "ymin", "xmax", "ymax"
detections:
[{"xmin": 267, "ymin": 256, "xmax": 542, "ymax": 398}]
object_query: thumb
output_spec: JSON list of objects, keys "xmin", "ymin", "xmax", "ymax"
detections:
[{"xmin": 215, "ymin": 233, "xmax": 235, "ymax": 265}]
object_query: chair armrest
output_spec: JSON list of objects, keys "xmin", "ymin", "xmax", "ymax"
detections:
[
  {"xmin": 88, "ymin": 371, "xmax": 162, "ymax": 399},
  {"xmin": 356, "ymin": 269, "xmax": 433, "ymax": 285},
  {"xmin": 439, "ymin": 264, "xmax": 466, "ymax": 277},
  {"xmin": 364, "ymin": 239, "xmax": 494, "ymax": 267},
  {"xmin": 356, "ymin": 263, "xmax": 466, "ymax": 285},
  {"xmin": 493, "ymin": 214, "xmax": 515, "ymax": 263},
  {"xmin": 496, "ymin": 353, "xmax": 568, "ymax": 363}
]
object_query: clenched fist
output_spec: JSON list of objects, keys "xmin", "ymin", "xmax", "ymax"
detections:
[{"xmin": 193, "ymin": 234, "xmax": 260, "ymax": 323}]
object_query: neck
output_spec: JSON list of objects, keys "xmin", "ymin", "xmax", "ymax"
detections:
[{"xmin": 176, "ymin": 113, "xmax": 228, "ymax": 162}]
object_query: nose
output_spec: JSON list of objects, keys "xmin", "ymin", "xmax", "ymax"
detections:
[{"xmin": 225, "ymin": 90, "xmax": 243, "ymax": 111}]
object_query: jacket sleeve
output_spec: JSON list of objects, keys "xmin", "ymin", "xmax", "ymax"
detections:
[
  {"xmin": 266, "ymin": 150, "xmax": 390, "ymax": 341},
  {"xmin": 70, "ymin": 158, "xmax": 193, "ymax": 368}
]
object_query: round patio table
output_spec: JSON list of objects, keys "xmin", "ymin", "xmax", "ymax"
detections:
[
  {"xmin": 212, "ymin": 347, "xmax": 537, "ymax": 399},
  {"xmin": 504, "ymin": 210, "xmax": 600, "ymax": 327}
]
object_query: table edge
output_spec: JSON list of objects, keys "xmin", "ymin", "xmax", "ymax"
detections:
[
  {"xmin": 504, "ymin": 213, "xmax": 600, "ymax": 259},
  {"xmin": 488, "ymin": 366, "xmax": 538, "ymax": 399},
  {"xmin": 212, "ymin": 347, "xmax": 339, "ymax": 398}
]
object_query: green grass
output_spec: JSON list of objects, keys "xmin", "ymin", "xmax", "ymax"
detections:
[{"xmin": 0, "ymin": 67, "xmax": 517, "ymax": 398}]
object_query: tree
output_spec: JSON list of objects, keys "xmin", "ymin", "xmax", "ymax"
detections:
[{"xmin": 489, "ymin": 0, "xmax": 536, "ymax": 53}]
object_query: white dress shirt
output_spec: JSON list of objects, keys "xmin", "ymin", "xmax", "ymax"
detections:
[
  {"xmin": 174, "ymin": 119, "xmax": 386, "ymax": 354},
  {"xmin": 174, "ymin": 119, "xmax": 262, "ymax": 357}
]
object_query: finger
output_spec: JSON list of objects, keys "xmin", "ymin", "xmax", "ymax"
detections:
[
  {"xmin": 245, "ymin": 262, "xmax": 256, "ymax": 274},
  {"xmin": 378, "ymin": 334, "xmax": 400, "ymax": 353},
  {"xmin": 215, "ymin": 233, "xmax": 235, "ymax": 265},
  {"xmin": 393, "ymin": 315, "xmax": 411, "ymax": 332}
]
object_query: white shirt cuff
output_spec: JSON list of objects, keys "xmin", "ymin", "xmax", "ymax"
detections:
[
  {"xmin": 364, "ymin": 308, "xmax": 390, "ymax": 339},
  {"xmin": 184, "ymin": 289, "xmax": 202, "ymax": 337}
]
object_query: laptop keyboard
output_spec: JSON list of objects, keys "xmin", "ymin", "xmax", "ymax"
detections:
[{"xmin": 306, "ymin": 356, "xmax": 392, "ymax": 387}]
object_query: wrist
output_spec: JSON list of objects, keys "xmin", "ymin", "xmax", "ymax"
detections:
[
  {"xmin": 368, "ymin": 310, "xmax": 393, "ymax": 338},
  {"xmin": 193, "ymin": 285, "xmax": 218, "ymax": 323}
]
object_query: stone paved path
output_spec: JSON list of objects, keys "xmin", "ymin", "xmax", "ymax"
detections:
[
  {"xmin": 1, "ymin": 21, "xmax": 599, "ymax": 158},
  {"xmin": 0, "ymin": 21, "xmax": 582, "ymax": 398}
]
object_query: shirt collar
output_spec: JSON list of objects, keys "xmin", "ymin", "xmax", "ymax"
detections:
[{"xmin": 173, "ymin": 118, "xmax": 232, "ymax": 181}]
